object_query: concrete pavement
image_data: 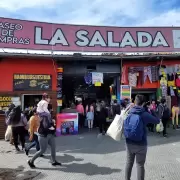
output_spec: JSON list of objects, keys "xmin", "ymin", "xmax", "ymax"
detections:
[{"xmin": 0, "ymin": 128, "xmax": 180, "ymax": 180}]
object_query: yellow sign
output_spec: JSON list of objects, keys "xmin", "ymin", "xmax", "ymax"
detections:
[
  {"xmin": 14, "ymin": 74, "xmax": 51, "ymax": 80},
  {"xmin": 0, "ymin": 96, "xmax": 12, "ymax": 107},
  {"xmin": 57, "ymin": 100, "xmax": 62, "ymax": 106},
  {"xmin": 95, "ymin": 82, "xmax": 101, "ymax": 86}
]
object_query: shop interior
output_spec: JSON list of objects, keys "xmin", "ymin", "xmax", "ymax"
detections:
[{"xmin": 22, "ymin": 94, "xmax": 42, "ymax": 110}]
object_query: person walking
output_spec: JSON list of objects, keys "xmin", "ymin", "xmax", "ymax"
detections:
[
  {"xmin": 98, "ymin": 101, "xmax": 108, "ymax": 136},
  {"xmin": 5, "ymin": 104, "xmax": 15, "ymax": 144},
  {"xmin": 86, "ymin": 102, "xmax": 94, "ymax": 130},
  {"xmin": 25, "ymin": 107, "xmax": 42, "ymax": 156},
  {"xmin": 28, "ymin": 93, "xmax": 61, "ymax": 168},
  {"xmin": 76, "ymin": 101, "xmax": 85, "ymax": 128},
  {"xmin": 6, "ymin": 106, "xmax": 27, "ymax": 151},
  {"xmin": 157, "ymin": 98, "xmax": 170, "ymax": 137},
  {"xmin": 124, "ymin": 95, "xmax": 160, "ymax": 180}
]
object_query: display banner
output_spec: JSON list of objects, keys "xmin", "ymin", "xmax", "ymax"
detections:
[
  {"xmin": 1, "ymin": 17, "xmax": 180, "ymax": 53},
  {"xmin": 120, "ymin": 85, "xmax": 131, "ymax": 100},
  {"xmin": 56, "ymin": 113, "xmax": 78, "ymax": 136},
  {"xmin": 13, "ymin": 74, "xmax": 52, "ymax": 91}
]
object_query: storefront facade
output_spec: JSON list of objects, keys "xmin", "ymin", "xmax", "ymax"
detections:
[
  {"xmin": 0, "ymin": 57, "xmax": 57, "ymax": 113},
  {"xmin": 0, "ymin": 17, "xmax": 180, "ymax": 118}
]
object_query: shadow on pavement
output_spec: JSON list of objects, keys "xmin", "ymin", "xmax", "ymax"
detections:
[
  {"xmin": 54, "ymin": 127, "xmax": 180, "ymax": 155},
  {"xmin": 37, "ymin": 163, "xmax": 121, "ymax": 176},
  {"xmin": 43, "ymin": 154, "xmax": 83, "ymax": 163},
  {"xmin": 0, "ymin": 166, "xmax": 42, "ymax": 180}
]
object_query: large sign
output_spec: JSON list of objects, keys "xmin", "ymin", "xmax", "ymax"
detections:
[
  {"xmin": 1, "ymin": 17, "xmax": 180, "ymax": 53},
  {"xmin": 56, "ymin": 113, "xmax": 78, "ymax": 136},
  {"xmin": 13, "ymin": 74, "xmax": 52, "ymax": 91}
]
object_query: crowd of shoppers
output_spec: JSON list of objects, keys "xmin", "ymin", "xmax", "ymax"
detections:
[{"xmin": 4, "ymin": 93, "xmax": 61, "ymax": 169}]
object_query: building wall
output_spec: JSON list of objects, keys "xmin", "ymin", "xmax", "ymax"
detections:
[
  {"xmin": 0, "ymin": 58, "xmax": 57, "ymax": 114},
  {"xmin": 0, "ymin": 58, "xmax": 57, "ymax": 91}
]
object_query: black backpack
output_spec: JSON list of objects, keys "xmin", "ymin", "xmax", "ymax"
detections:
[{"xmin": 38, "ymin": 115, "xmax": 51, "ymax": 136}]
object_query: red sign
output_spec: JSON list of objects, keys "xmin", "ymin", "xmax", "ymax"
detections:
[{"xmin": 1, "ymin": 17, "xmax": 180, "ymax": 53}]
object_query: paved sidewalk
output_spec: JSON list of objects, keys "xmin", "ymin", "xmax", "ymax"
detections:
[{"xmin": 1, "ymin": 128, "xmax": 180, "ymax": 180}]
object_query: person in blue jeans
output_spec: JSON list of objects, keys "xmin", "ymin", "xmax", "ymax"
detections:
[
  {"xmin": 25, "ymin": 108, "xmax": 44, "ymax": 157},
  {"xmin": 124, "ymin": 95, "xmax": 160, "ymax": 180}
]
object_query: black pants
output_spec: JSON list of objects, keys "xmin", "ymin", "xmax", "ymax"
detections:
[
  {"xmin": 98, "ymin": 119, "xmax": 107, "ymax": 133},
  {"xmin": 147, "ymin": 124, "xmax": 154, "ymax": 132},
  {"xmin": 162, "ymin": 118, "xmax": 168, "ymax": 135},
  {"xmin": 12, "ymin": 126, "xmax": 25, "ymax": 149},
  {"xmin": 79, "ymin": 114, "xmax": 84, "ymax": 128}
]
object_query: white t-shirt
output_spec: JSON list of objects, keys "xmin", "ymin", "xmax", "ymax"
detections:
[{"xmin": 37, "ymin": 100, "xmax": 50, "ymax": 113}]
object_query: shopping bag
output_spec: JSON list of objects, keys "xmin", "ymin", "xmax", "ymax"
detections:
[
  {"xmin": 156, "ymin": 120, "xmax": 164, "ymax": 133},
  {"xmin": 107, "ymin": 104, "xmax": 131, "ymax": 141},
  {"xmin": 5, "ymin": 125, "xmax": 12, "ymax": 141}
]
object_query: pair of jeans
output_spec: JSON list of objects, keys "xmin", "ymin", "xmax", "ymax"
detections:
[
  {"xmin": 30, "ymin": 134, "xmax": 56, "ymax": 163},
  {"xmin": 12, "ymin": 126, "xmax": 25, "ymax": 149},
  {"xmin": 26, "ymin": 134, "xmax": 40, "ymax": 152},
  {"xmin": 125, "ymin": 143, "xmax": 147, "ymax": 180}
]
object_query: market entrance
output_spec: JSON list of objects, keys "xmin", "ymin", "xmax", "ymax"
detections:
[{"xmin": 60, "ymin": 60, "xmax": 121, "ymax": 108}]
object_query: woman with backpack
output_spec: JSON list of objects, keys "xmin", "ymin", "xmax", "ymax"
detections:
[
  {"xmin": 6, "ymin": 106, "xmax": 27, "ymax": 151},
  {"xmin": 28, "ymin": 94, "xmax": 61, "ymax": 168},
  {"xmin": 86, "ymin": 101, "xmax": 94, "ymax": 130}
]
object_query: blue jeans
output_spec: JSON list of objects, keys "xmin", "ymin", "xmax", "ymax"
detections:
[{"xmin": 26, "ymin": 134, "xmax": 40, "ymax": 151}]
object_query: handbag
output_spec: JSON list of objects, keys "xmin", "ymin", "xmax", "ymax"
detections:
[{"xmin": 107, "ymin": 104, "xmax": 132, "ymax": 141}]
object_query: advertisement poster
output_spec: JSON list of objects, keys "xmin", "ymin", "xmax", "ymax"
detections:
[
  {"xmin": 0, "ymin": 96, "xmax": 21, "ymax": 111},
  {"xmin": 120, "ymin": 85, "xmax": 131, "ymax": 100},
  {"xmin": 56, "ymin": 113, "xmax": 78, "ymax": 136},
  {"xmin": 92, "ymin": 72, "xmax": 103, "ymax": 84},
  {"xmin": 0, "ymin": 17, "xmax": 180, "ymax": 53},
  {"xmin": 13, "ymin": 74, "xmax": 52, "ymax": 91}
]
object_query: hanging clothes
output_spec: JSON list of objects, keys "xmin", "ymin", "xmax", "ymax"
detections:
[
  {"xmin": 160, "ymin": 77, "xmax": 167, "ymax": 98},
  {"xmin": 121, "ymin": 65, "xmax": 128, "ymax": 84},
  {"xmin": 128, "ymin": 73, "xmax": 137, "ymax": 87},
  {"xmin": 144, "ymin": 66, "xmax": 152, "ymax": 83},
  {"xmin": 151, "ymin": 66, "xmax": 159, "ymax": 82}
]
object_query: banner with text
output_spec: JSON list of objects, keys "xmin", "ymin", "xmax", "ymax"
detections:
[
  {"xmin": 13, "ymin": 74, "xmax": 52, "ymax": 91},
  {"xmin": 1, "ymin": 17, "xmax": 180, "ymax": 52}
]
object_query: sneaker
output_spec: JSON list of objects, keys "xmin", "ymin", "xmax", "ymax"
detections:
[
  {"xmin": 163, "ymin": 134, "xmax": 167, "ymax": 138},
  {"xmin": 97, "ymin": 133, "xmax": 103, "ymax": 138},
  {"xmin": 27, "ymin": 160, "xmax": 36, "ymax": 168},
  {"xmin": 40, "ymin": 154, "xmax": 44, "ymax": 157},
  {"xmin": 25, "ymin": 149, "xmax": 29, "ymax": 156},
  {"xmin": 52, "ymin": 161, "xmax": 62, "ymax": 166},
  {"xmin": 16, "ymin": 147, "xmax": 20, "ymax": 152}
]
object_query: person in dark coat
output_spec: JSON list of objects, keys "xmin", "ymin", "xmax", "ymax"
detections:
[{"xmin": 98, "ymin": 101, "xmax": 108, "ymax": 136}]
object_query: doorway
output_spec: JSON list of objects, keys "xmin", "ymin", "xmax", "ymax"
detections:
[{"xmin": 22, "ymin": 94, "xmax": 42, "ymax": 110}]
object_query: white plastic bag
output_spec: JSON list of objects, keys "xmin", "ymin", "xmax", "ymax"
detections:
[
  {"xmin": 5, "ymin": 125, "xmax": 12, "ymax": 141},
  {"xmin": 107, "ymin": 104, "xmax": 132, "ymax": 141},
  {"xmin": 156, "ymin": 120, "xmax": 164, "ymax": 133}
]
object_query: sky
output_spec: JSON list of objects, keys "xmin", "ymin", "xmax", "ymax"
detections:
[{"xmin": 0, "ymin": 0, "xmax": 180, "ymax": 27}]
